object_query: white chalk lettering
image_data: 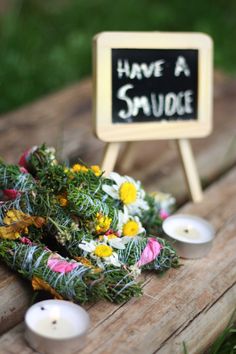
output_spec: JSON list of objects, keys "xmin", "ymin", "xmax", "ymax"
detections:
[
  {"xmin": 151, "ymin": 93, "xmax": 164, "ymax": 117},
  {"xmin": 174, "ymin": 56, "xmax": 191, "ymax": 77},
  {"xmin": 165, "ymin": 92, "xmax": 177, "ymax": 116},
  {"xmin": 132, "ymin": 96, "xmax": 151, "ymax": 116},
  {"xmin": 117, "ymin": 85, "xmax": 194, "ymax": 119},
  {"xmin": 153, "ymin": 60, "xmax": 165, "ymax": 77},
  {"xmin": 117, "ymin": 84, "xmax": 134, "ymax": 119},
  {"xmin": 130, "ymin": 63, "xmax": 142, "ymax": 80},
  {"xmin": 185, "ymin": 90, "xmax": 193, "ymax": 113},
  {"xmin": 117, "ymin": 59, "xmax": 165, "ymax": 79},
  {"xmin": 176, "ymin": 91, "xmax": 185, "ymax": 115},
  {"xmin": 140, "ymin": 62, "xmax": 156, "ymax": 78},
  {"xmin": 117, "ymin": 60, "xmax": 130, "ymax": 79}
]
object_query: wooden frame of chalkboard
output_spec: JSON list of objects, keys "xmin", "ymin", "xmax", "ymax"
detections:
[{"xmin": 93, "ymin": 32, "xmax": 213, "ymax": 142}]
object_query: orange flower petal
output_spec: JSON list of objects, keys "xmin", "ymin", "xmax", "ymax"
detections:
[{"xmin": 32, "ymin": 276, "xmax": 63, "ymax": 300}]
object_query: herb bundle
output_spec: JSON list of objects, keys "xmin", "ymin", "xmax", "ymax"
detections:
[{"xmin": 0, "ymin": 145, "xmax": 178, "ymax": 303}]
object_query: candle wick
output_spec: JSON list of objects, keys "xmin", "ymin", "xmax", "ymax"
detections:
[
  {"xmin": 52, "ymin": 320, "xmax": 57, "ymax": 325},
  {"xmin": 40, "ymin": 307, "xmax": 45, "ymax": 311},
  {"xmin": 184, "ymin": 229, "xmax": 189, "ymax": 233}
]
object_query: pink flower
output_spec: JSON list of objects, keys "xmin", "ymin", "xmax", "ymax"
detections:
[
  {"xmin": 105, "ymin": 229, "xmax": 120, "ymax": 237},
  {"xmin": 44, "ymin": 246, "xmax": 51, "ymax": 251},
  {"xmin": 20, "ymin": 237, "xmax": 32, "ymax": 245},
  {"xmin": 3, "ymin": 189, "xmax": 21, "ymax": 200},
  {"xmin": 160, "ymin": 210, "xmax": 169, "ymax": 220},
  {"xmin": 20, "ymin": 167, "xmax": 29, "ymax": 174},
  {"xmin": 47, "ymin": 255, "xmax": 79, "ymax": 273},
  {"xmin": 137, "ymin": 238, "xmax": 162, "ymax": 267},
  {"xmin": 18, "ymin": 147, "xmax": 37, "ymax": 169},
  {"xmin": 18, "ymin": 149, "xmax": 31, "ymax": 169}
]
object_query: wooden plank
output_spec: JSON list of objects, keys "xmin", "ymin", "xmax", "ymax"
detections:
[
  {"xmin": 0, "ymin": 264, "xmax": 31, "ymax": 335},
  {"xmin": 0, "ymin": 79, "xmax": 104, "ymax": 165},
  {"xmin": 0, "ymin": 166, "xmax": 235, "ymax": 353}
]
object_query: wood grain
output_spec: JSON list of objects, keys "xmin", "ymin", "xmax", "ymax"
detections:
[
  {"xmin": 0, "ymin": 166, "xmax": 235, "ymax": 353},
  {"xmin": 0, "ymin": 70, "xmax": 235, "ymax": 340},
  {"xmin": 0, "ymin": 264, "xmax": 31, "ymax": 335}
]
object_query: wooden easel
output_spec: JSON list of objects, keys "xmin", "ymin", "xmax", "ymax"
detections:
[
  {"xmin": 94, "ymin": 32, "xmax": 212, "ymax": 204},
  {"xmin": 101, "ymin": 139, "xmax": 203, "ymax": 203}
]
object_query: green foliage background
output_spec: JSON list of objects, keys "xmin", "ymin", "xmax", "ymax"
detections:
[{"xmin": 0, "ymin": 0, "xmax": 235, "ymax": 112}]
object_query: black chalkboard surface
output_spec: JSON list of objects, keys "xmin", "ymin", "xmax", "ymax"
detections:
[{"xmin": 112, "ymin": 49, "xmax": 198, "ymax": 124}]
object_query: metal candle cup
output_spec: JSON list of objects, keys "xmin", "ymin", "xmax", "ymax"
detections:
[
  {"xmin": 162, "ymin": 214, "xmax": 215, "ymax": 259},
  {"xmin": 25, "ymin": 300, "xmax": 90, "ymax": 354}
]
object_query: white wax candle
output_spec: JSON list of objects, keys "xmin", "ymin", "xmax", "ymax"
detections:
[
  {"xmin": 174, "ymin": 225, "xmax": 200, "ymax": 241},
  {"xmin": 163, "ymin": 215, "xmax": 214, "ymax": 244},
  {"xmin": 25, "ymin": 300, "xmax": 90, "ymax": 354},
  {"xmin": 34, "ymin": 304, "xmax": 81, "ymax": 339},
  {"xmin": 162, "ymin": 214, "xmax": 215, "ymax": 259},
  {"xmin": 35, "ymin": 317, "xmax": 77, "ymax": 338}
]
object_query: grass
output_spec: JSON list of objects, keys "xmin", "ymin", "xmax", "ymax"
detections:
[{"xmin": 0, "ymin": 0, "xmax": 236, "ymax": 113}]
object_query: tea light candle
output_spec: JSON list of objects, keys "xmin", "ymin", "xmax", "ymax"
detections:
[
  {"xmin": 25, "ymin": 300, "xmax": 90, "ymax": 354},
  {"xmin": 162, "ymin": 214, "xmax": 215, "ymax": 258}
]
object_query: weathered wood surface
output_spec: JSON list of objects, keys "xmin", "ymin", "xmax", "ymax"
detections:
[
  {"xmin": 0, "ymin": 165, "xmax": 235, "ymax": 354},
  {"xmin": 0, "ymin": 71, "xmax": 235, "ymax": 343},
  {"xmin": 0, "ymin": 265, "xmax": 31, "ymax": 334}
]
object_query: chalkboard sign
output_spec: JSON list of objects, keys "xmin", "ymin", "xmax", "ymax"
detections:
[
  {"xmin": 93, "ymin": 32, "xmax": 213, "ymax": 142},
  {"xmin": 112, "ymin": 48, "xmax": 198, "ymax": 124}
]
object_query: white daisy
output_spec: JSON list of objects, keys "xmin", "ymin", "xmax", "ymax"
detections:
[
  {"xmin": 117, "ymin": 209, "xmax": 145, "ymax": 239},
  {"xmin": 102, "ymin": 172, "xmax": 148, "ymax": 215},
  {"xmin": 102, "ymin": 235, "xmax": 126, "ymax": 250},
  {"xmin": 152, "ymin": 191, "xmax": 176, "ymax": 215},
  {"xmin": 78, "ymin": 240, "xmax": 121, "ymax": 268}
]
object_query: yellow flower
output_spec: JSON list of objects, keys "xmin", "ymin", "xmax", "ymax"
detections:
[
  {"xmin": 91, "ymin": 267, "xmax": 103, "ymax": 274},
  {"xmin": 99, "ymin": 233, "xmax": 117, "ymax": 241},
  {"xmin": 57, "ymin": 195, "xmax": 68, "ymax": 207},
  {"xmin": 94, "ymin": 244, "xmax": 113, "ymax": 258},
  {"xmin": 123, "ymin": 220, "xmax": 139, "ymax": 237},
  {"xmin": 0, "ymin": 227, "xmax": 21, "ymax": 240},
  {"xmin": 119, "ymin": 182, "xmax": 137, "ymax": 205},
  {"xmin": 32, "ymin": 276, "xmax": 63, "ymax": 300},
  {"xmin": 0, "ymin": 209, "xmax": 45, "ymax": 240},
  {"xmin": 4, "ymin": 210, "xmax": 22, "ymax": 224},
  {"xmin": 91, "ymin": 165, "xmax": 102, "ymax": 176},
  {"xmin": 71, "ymin": 164, "xmax": 88, "ymax": 173},
  {"xmin": 95, "ymin": 213, "xmax": 112, "ymax": 234},
  {"xmin": 74, "ymin": 256, "xmax": 93, "ymax": 267},
  {"xmin": 74, "ymin": 256, "xmax": 102, "ymax": 274},
  {"xmin": 81, "ymin": 165, "xmax": 88, "ymax": 172},
  {"xmin": 71, "ymin": 163, "xmax": 81, "ymax": 172}
]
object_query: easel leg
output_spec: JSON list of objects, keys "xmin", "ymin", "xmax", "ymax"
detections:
[
  {"xmin": 176, "ymin": 139, "xmax": 203, "ymax": 203},
  {"xmin": 101, "ymin": 142, "xmax": 121, "ymax": 176},
  {"xmin": 120, "ymin": 142, "xmax": 136, "ymax": 173}
]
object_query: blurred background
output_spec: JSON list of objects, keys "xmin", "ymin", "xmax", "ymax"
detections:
[{"xmin": 0, "ymin": 0, "xmax": 235, "ymax": 114}]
